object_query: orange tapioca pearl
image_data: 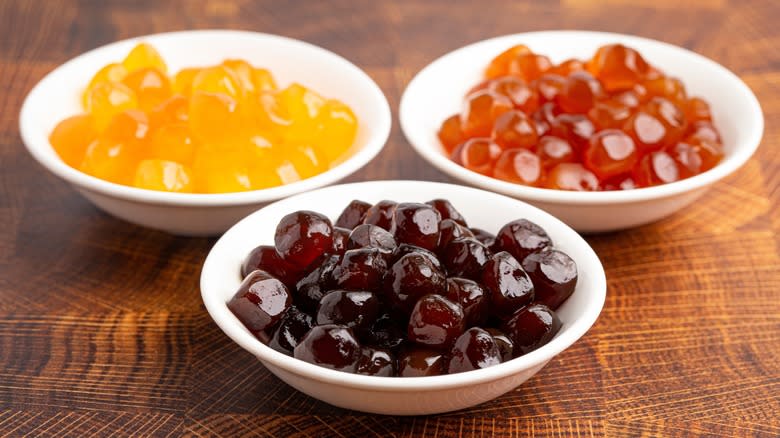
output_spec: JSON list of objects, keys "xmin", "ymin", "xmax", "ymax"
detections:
[
  {"xmin": 545, "ymin": 163, "xmax": 599, "ymax": 191},
  {"xmin": 314, "ymin": 99, "xmax": 358, "ymax": 164},
  {"xmin": 686, "ymin": 121, "xmax": 721, "ymax": 144},
  {"xmin": 488, "ymin": 76, "xmax": 540, "ymax": 114},
  {"xmin": 81, "ymin": 63, "xmax": 128, "ymax": 109},
  {"xmin": 249, "ymin": 91, "xmax": 291, "ymax": 143},
  {"xmin": 492, "ymin": 148, "xmax": 544, "ymax": 187},
  {"xmin": 133, "ymin": 159, "xmax": 194, "ymax": 192},
  {"xmin": 252, "ymin": 67, "xmax": 278, "ymax": 93},
  {"xmin": 273, "ymin": 144, "xmax": 328, "ymax": 185},
  {"xmin": 277, "ymin": 83, "xmax": 326, "ymax": 142},
  {"xmin": 192, "ymin": 145, "xmax": 253, "ymax": 193},
  {"xmin": 279, "ymin": 82, "xmax": 323, "ymax": 110},
  {"xmin": 491, "ymin": 110, "xmax": 538, "ymax": 150},
  {"xmin": 80, "ymin": 137, "xmax": 143, "ymax": 185},
  {"xmin": 191, "ymin": 65, "xmax": 245, "ymax": 99},
  {"xmin": 245, "ymin": 137, "xmax": 325, "ymax": 188},
  {"xmin": 587, "ymin": 99, "xmax": 634, "ymax": 130},
  {"xmin": 684, "ymin": 97, "xmax": 712, "ymax": 123},
  {"xmin": 188, "ymin": 91, "xmax": 248, "ymax": 146},
  {"xmin": 149, "ymin": 94, "xmax": 189, "ymax": 128},
  {"xmin": 485, "ymin": 45, "xmax": 532, "ymax": 79},
  {"xmin": 79, "ymin": 110, "xmax": 150, "ymax": 184},
  {"xmin": 172, "ymin": 68, "xmax": 200, "ymax": 96},
  {"xmin": 583, "ymin": 129, "xmax": 639, "ymax": 180},
  {"xmin": 535, "ymin": 135, "xmax": 576, "ymax": 169},
  {"xmin": 669, "ymin": 138, "xmax": 723, "ymax": 177},
  {"xmin": 450, "ymin": 138, "xmax": 502, "ymax": 176},
  {"xmin": 546, "ymin": 59, "xmax": 585, "ymax": 77},
  {"xmin": 239, "ymin": 92, "xmax": 292, "ymax": 145},
  {"xmin": 246, "ymin": 135, "xmax": 284, "ymax": 190},
  {"xmin": 102, "ymin": 109, "xmax": 151, "ymax": 143},
  {"xmin": 84, "ymin": 82, "xmax": 138, "ymax": 132},
  {"xmin": 49, "ymin": 113, "xmax": 97, "ymax": 168},
  {"xmin": 437, "ymin": 115, "xmax": 464, "ymax": 155},
  {"xmin": 460, "ymin": 90, "xmax": 513, "ymax": 138},
  {"xmin": 222, "ymin": 59, "xmax": 258, "ymax": 95},
  {"xmin": 632, "ymin": 151, "xmax": 681, "ymax": 187},
  {"xmin": 148, "ymin": 123, "xmax": 197, "ymax": 165},
  {"xmin": 122, "ymin": 42, "xmax": 167, "ymax": 74},
  {"xmin": 533, "ymin": 74, "xmax": 566, "ymax": 104},
  {"xmin": 556, "ymin": 71, "xmax": 603, "ymax": 114},
  {"xmin": 506, "ymin": 53, "xmax": 553, "ymax": 82},
  {"xmin": 643, "ymin": 76, "xmax": 687, "ymax": 106},
  {"xmin": 295, "ymin": 144, "xmax": 328, "ymax": 178},
  {"xmin": 121, "ymin": 67, "xmax": 172, "ymax": 112},
  {"xmin": 586, "ymin": 44, "xmax": 650, "ymax": 92},
  {"xmin": 249, "ymin": 168, "xmax": 284, "ymax": 190}
]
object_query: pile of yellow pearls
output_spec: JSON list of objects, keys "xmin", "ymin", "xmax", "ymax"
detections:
[{"xmin": 49, "ymin": 43, "xmax": 359, "ymax": 193}]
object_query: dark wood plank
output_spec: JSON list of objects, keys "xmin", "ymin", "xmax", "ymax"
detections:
[{"xmin": 1, "ymin": 0, "xmax": 779, "ymax": 436}]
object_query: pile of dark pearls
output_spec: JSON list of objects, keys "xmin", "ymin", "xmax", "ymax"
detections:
[{"xmin": 229, "ymin": 199, "xmax": 577, "ymax": 377}]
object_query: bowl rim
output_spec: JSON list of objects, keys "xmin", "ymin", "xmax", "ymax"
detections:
[
  {"xmin": 399, "ymin": 30, "xmax": 764, "ymax": 205},
  {"xmin": 18, "ymin": 29, "xmax": 392, "ymax": 207},
  {"xmin": 200, "ymin": 180, "xmax": 607, "ymax": 391}
]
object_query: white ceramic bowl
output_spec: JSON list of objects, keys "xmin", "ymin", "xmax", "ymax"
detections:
[
  {"xmin": 19, "ymin": 30, "xmax": 391, "ymax": 236},
  {"xmin": 400, "ymin": 31, "xmax": 763, "ymax": 232},
  {"xmin": 201, "ymin": 180, "xmax": 606, "ymax": 415}
]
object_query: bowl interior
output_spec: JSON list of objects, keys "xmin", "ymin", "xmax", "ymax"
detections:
[
  {"xmin": 20, "ymin": 30, "xmax": 391, "ymax": 205},
  {"xmin": 400, "ymin": 31, "xmax": 763, "ymax": 203},
  {"xmin": 201, "ymin": 180, "xmax": 607, "ymax": 390}
]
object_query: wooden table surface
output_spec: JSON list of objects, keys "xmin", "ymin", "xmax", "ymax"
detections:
[{"xmin": 2, "ymin": 0, "xmax": 779, "ymax": 436}]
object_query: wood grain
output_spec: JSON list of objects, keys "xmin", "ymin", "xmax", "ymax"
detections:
[{"xmin": 1, "ymin": 0, "xmax": 779, "ymax": 436}]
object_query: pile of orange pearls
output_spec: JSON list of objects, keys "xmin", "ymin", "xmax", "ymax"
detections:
[{"xmin": 438, "ymin": 43, "xmax": 724, "ymax": 191}]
